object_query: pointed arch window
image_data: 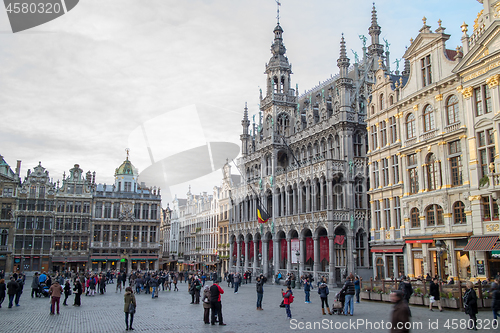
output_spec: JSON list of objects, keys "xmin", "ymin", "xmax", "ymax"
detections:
[
  {"xmin": 277, "ymin": 113, "xmax": 289, "ymax": 136},
  {"xmin": 446, "ymin": 95, "xmax": 459, "ymax": 125},
  {"xmin": 423, "ymin": 105, "xmax": 434, "ymax": 132},
  {"xmin": 354, "ymin": 133, "xmax": 362, "ymax": 157},
  {"xmin": 406, "ymin": 113, "xmax": 416, "ymax": 139}
]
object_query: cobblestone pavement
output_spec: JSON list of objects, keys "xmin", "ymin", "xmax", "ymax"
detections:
[{"xmin": 1, "ymin": 278, "xmax": 498, "ymax": 332}]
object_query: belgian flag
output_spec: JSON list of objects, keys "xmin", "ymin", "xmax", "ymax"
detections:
[{"xmin": 257, "ymin": 203, "xmax": 270, "ymax": 224}]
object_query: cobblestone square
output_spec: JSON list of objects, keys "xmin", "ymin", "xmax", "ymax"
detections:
[{"xmin": 0, "ymin": 278, "xmax": 497, "ymax": 332}]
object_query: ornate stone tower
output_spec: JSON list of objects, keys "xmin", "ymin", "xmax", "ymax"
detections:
[{"xmin": 368, "ymin": 4, "xmax": 384, "ymax": 58}]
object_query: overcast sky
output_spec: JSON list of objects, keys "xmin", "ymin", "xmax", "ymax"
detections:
[{"xmin": 0, "ymin": 0, "xmax": 481, "ymax": 206}]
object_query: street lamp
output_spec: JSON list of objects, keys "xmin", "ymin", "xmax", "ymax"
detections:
[
  {"xmin": 353, "ymin": 250, "xmax": 358, "ymax": 277},
  {"xmin": 258, "ymin": 253, "xmax": 262, "ymax": 274},
  {"xmin": 435, "ymin": 240, "xmax": 448, "ymax": 281},
  {"xmin": 241, "ymin": 254, "xmax": 245, "ymax": 274},
  {"xmin": 296, "ymin": 250, "xmax": 301, "ymax": 289}
]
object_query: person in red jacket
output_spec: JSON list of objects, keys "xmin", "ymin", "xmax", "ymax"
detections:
[
  {"xmin": 209, "ymin": 282, "xmax": 226, "ymax": 325},
  {"xmin": 282, "ymin": 286, "xmax": 293, "ymax": 319}
]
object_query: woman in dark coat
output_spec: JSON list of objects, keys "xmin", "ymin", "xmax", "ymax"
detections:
[
  {"xmin": 428, "ymin": 278, "xmax": 442, "ymax": 312},
  {"xmin": 0, "ymin": 278, "xmax": 6, "ymax": 308},
  {"xmin": 124, "ymin": 286, "xmax": 136, "ymax": 331},
  {"xmin": 317, "ymin": 282, "xmax": 332, "ymax": 315},
  {"xmin": 63, "ymin": 280, "xmax": 71, "ymax": 306},
  {"xmin": 463, "ymin": 281, "xmax": 478, "ymax": 330},
  {"xmin": 73, "ymin": 279, "xmax": 82, "ymax": 306},
  {"xmin": 202, "ymin": 285, "xmax": 211, "ymax": 324}
]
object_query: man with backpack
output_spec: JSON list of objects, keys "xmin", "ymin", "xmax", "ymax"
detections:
[{"xmin": 282, "ymin": 285, "xmax": 294, "ymax": 319}]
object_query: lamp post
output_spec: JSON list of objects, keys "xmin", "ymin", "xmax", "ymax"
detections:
[
  {"xmin": 258, "ymin": 253, "xmax": 262, "ymax": 275},
  {"xmin": 435, "ymin": 240, "xmax": 446, "ymax": 281},
  {"xmin": 241, "ymin": 254, "xmax": 245, "ymax": 274},
  {"xmin": 296, "ymin": 250, "xmax": 301, "ymax": 289},
  {"xmin": 352, "ymin": 250, "xmax": 358, "ymax": 277}
]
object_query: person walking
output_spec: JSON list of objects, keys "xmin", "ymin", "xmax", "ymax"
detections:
[
  {"xmin": 14, "ymin": 275, "xmax": 24, "ymax": 307},
  {"xmin": 390, "ymin": 290, "xmax": 411, "ymax": 333},
  {"xmin": 282, "ymin": 286, "xmax": 293, "ymax": 319},
  {"xmin": 210, "ymin": 281, "xmax": 226, "ymax": 325},
  {"xmin": 0, "ymin": 278, "xmax": 6, "ymax": 308},
  {"xmin": 124, "ymin": 286, "xmax": 136, "ymax": 331},
  {"xmin": 63, "ymin": 280, "xmax": 71, "ymax": 306},
  {"xmin": 202, "ymin": 285, "xmax": 211, "ymax": 324},
  {"xmin": 463, "ymin": 281, "xmax": 478, "ymax": 330},
  {"xmin": 116, "ymin": 274, "xmax": 122, "ymax": 293},
  {"xmin": 317, "ymin": 282, "xmax": 332, "ymax": 315},
  {"xmin": 173, "ymin": 276, "xmax": 178, "ymax": 291},
  {"xmin": 73, "ymin": 278, "xmax": 82, "ymax": 306},
  {"xmin": 48, "ymin": 280, "xmax": 63, "ymax": 315},
  {"xmin": 233, "ymin": 272, "xmax": 240, "ymax": 294},
  {"xmin": 354, "ymin": 276, "xmax": 361, "ymax": 303},
  {"xmin": 398, "ymin": 276, "xmax": 413, "ymax": 316},
  {"xmin": 340, "ymin": 275, "xmax": 355, "ymax": 316},
  {"xmin": 429, "ymin": 278, "xmax": 442, "ymax": 312},
  {"xmin": 31, "ymin": 272, "xmax": 40, "ymax": 298},
  {"xmin": 304, "ymin": 277, "xmax": 311, "ymax": 304},
  {"xmin": 256, "ymin": 275, "xmax": 266, "ymax": 310},
  {"xmin": 6, "ymin": 277, "xmax": 18, "ymax": 308},
  {"xmin": 150, "ymin": 275, "xmax": 158, "ymax": 299}
]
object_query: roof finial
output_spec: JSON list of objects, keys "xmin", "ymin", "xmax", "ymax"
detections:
[
  {"xmin": 276, "ymin": 0, "xmax": 281, "ymax": 24},
  {"xmin": 125, "ymin": 148, "xmax": 130, "ymax": 160}
]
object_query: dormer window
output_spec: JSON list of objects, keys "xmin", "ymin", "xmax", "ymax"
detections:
[{"xmin": 421, "ymin": 55, "xmax": 432, "ymax": 87}]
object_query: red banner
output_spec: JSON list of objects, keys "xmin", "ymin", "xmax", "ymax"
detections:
[
  {"xmin": 281, "ymin": 239, "xmax": 287, "ymax": 260},
  {"xmin": 306, "ymin": 237, "xmax": 314, "ymax": 262},
  {"xmin": 320, "ymin": 236, "xmax": 329, "ymax": 262},
  {"xmin": 269, "ymin": 240, "xmax": 273, "ymax": 260},
  {"xmin": 249, "ymin": 241, "xmax": 254, "ymax": 259}
]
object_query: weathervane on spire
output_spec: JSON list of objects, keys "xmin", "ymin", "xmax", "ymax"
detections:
[
  {"xmin": 125, "ymin": 148, "xmax": 130, "ymax": 160},
  {"xmin": 276, "ymin": 0, "xmax": 281, "ymax": 24}
]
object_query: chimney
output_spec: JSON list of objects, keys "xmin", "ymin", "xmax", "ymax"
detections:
[{"xmin": 16, "ymin": 160, "xmax": 21, "ymax": 177}]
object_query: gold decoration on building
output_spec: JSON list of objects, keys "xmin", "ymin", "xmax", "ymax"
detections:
[
  {"xmin": 495, "ymin": 2, "xmax": 500, "ymax": 19},
  {"xmin": 459, "ymin": 135, "xmax": 467, "ymax": 139},
  {"xmin": 385, "ymin": 231, "xmax": 391, "ymax": 239},
  {"xmin": 435, "ymin": 94, "xmax": 443, "ymax": 101},
  {"xmin": 468, "ymin": 195, "xmax": 482, "ymax": 201},
  {"xmin": 461, "ymin": 22, "xmax": 468, "ymax": 33},
  {"xmin": 427, "ymin": 145, "xmax": 432, "ymax": 151},
  {"xmin": 486, "ymin": 74, "xmax": 500, "ymax": 88},
  {"xmin": 473, "ymin": 10, "xmax": 483, "ymax": 31},
  {"xmin": 486, "ymin": 224, "xmax": 500, "ymax": 232},
  {"xmin": 413, "ymin": 104, "xmax": 418, "ymax": 111},
  {"xmin": 456, "ymin": 85, "xmax": 463, "ymax": 93},
  {"xmin": 415, "ymin": 149, "xmax": 422, "ymax": 153},
  {"xmin": 461, "ymin": 87, "xmax": 473, "ymax": 99}
]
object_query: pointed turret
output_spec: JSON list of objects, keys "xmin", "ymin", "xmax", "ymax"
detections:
[
  {"xmin": 337, "ymin": 34, "xmax": 350, "ymax": 78},
  {"xmin": 402, "ymin": 48, "xmax": 410, "ymax": 77},
  {"xmin": 368, "ymin": 3, "xmax": 384, "ymax": 57},
  {"xmin": 240, "ymin": 102, "xmax": 251, "ymax": 155}
]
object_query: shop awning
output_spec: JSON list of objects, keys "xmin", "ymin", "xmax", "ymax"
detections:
[
  {"xmin": 492, "ymin": 241, "xmax": 500, "ymax": 250},
  {"xmin": 463, "ymin": 236, "xmax": 499, "ymax": 251},
  {"xmin": 370, "ymin": 246, "xmax": 404, "ymax": 253},
  {"xmin": 90, "ymin": 256, "xmax": 121, "ymax": 261},
  {"xmin": 405, "ymin": 239, "xmax": 433, "ymax": 244},
  {"xmin": 492, "ymin": 251, "xmax": 500, "ymax": 258}
]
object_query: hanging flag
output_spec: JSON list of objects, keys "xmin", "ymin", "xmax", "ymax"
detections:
[
  {"xmin": 334, "ymin": 235, "xmax": 345, "ymax": 245},
  {"xmin": 257, "ymin": 203, "xmax": 269, "ymax": 224}
]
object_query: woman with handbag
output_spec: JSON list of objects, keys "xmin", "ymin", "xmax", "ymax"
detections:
[
  {"xmin": 124, "ymin": 287, "xmax": 136, "ymax": 331},
  {"xmin": 429, "ymin": 278, "xmax": 442, "ymax": 312},
  {"xmin": 63, "ymin": 280, "xmax": 71, "ymax": 306},
  {"xmin": 463, "ymin": 281, "xmax": 478, "ymax": 331}
]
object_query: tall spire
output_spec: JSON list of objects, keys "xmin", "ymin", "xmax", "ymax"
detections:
[
  {"xmin": 368, "ymin": 3, "xmax": 384, "ymax": 57},
  {"xmin": 241, "ymin": 102, "xmax": 250, "ymax": 155},
  {"xmin": 337, "ymin": 34, "xmax": 350, "ymax": 78},
  {"xmin": 276, "ymin": 0, "xmax": 280, "ymax": 24}
]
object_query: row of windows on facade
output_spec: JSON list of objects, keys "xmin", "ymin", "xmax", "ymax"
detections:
[
  {"xmin": 372, "ymin": 197, "xmax": 402, "ymax": 230},
  {"xmin": 16, "ymin": 200, "xmax": 91, "ymax": 213},
  {"xmin": 372, "ymin": 140, "xmax": 463, "ymax": 192},
  {"xmin": 94, "ymin": 202, "xmax": 158, "ymax": 220},
  {"xmin": 16, "ymin": 216, "xmax": 89, "ymax": 231},
  {"xmin": 407, "ymin": 201, "xmax": 467, "ymax": 228},
  {"xmin": 404, "ymin": 86, "xmax": 492, "ymax": 140},
  {"xmin": 247, "ymin": 134, "xmax": 366, "ymax": 179},
  {"xmin": 92, "ymin": 225, "xmax": 157, "ymax": 243}
]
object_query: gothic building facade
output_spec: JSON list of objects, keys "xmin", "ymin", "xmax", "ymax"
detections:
[{"xmin": 227, "ymin": 6, "xmax": 389, "ymax": 284}]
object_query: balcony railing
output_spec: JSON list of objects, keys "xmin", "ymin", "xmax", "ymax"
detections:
[{"xmin": 444, "ymin": 122, "xmax": 461, "ymax": 133}]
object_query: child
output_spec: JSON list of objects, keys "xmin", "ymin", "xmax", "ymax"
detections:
[{"xmin": 282, "ymin": 286, "xmax": 293, "ymax": 319}]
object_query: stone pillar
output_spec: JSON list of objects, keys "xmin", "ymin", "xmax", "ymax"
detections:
[
  {"xmin": 299, "ymin": 236, "xmax": 305, "ymax": 278},
  {"xmin": 229, "ymin": 240, "xmax": 234, "ymax": 271},
  {"xmin": 286, "ymin": 236, "xmax": 292, "ymax": 274},
  {"xmin": 262, "ymin": 240, "xmax": 269, "ymax": 278},
  {"xmin": 447, "ymin": 240, "xmax": 457, "ymax": 279},
  {"xmin": 347, "ymin": 233, "xmax": 354, "ymax": 276},
  {"xmin": 306, "ymin": 184, "xmax": 311, "ymax": 212},
  {"xmin": 298, "ymin": 186, "xmax": 302, "ymax": 214},
  {"xmin": 329, "ymin": 235, "xmax": 336, "ymax": 286},
  {"xmin": 406, "ymin": 243, "xmax": 414, "ymax": 278},
  {"xmin": 236, "ymin": 239, "xmax": 241, "ymax": 271},
  {"xmin": 253, "ymin": 240, "xmax": 258, "ymax": 275},
  {"xmin": 320, "ymin": 180, "xmax": 325, "ymax": 210},
  {"xmin": 273, "ymin": 235, "xmax": 280, "ymax": 283},
  {"xmin": 313, "ymin": 236, "xmax": 320, "ymax": 281},
  {"xmin": 127, "ymin": 257, "xmax": 132, "ymax": 272},
  {"xmin": 244, "ymin": 240, "xmax": 249, "ymax": 272},
  {"xmin": 422, "ymin": 243, "xmax": 430, "ymax": 277},
  {"xmin": 327, "ymin": 180, "xmax": 332, "ymax": 210}
]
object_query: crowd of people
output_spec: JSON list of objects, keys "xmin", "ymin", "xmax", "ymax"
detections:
[{"xmin": 1, "ymin": 267, "xmax": 500, "ymax": 332}]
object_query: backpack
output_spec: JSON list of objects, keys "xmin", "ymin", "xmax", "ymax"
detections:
[{"xmin": 289, "ymin": 294, "xmax": 294, "ymax": 303}]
